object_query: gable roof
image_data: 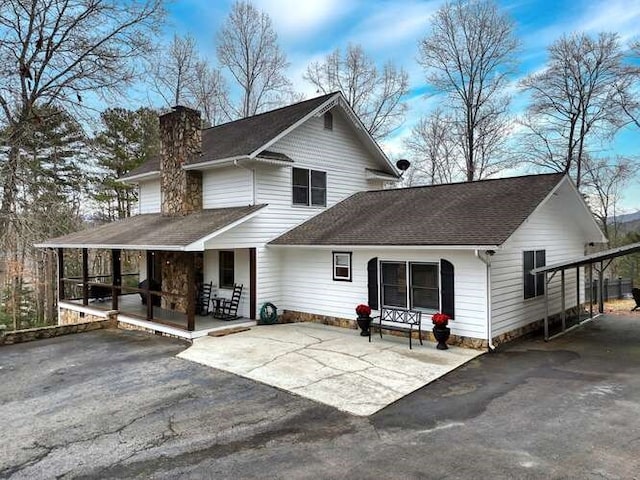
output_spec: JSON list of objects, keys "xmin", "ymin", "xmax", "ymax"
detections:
[
  {"xmin": 36, "ymin": 205, "xmax": 266, "ymax": 251},
  {"xmin": 270, "ymin": 173, "xmax": 568, "ymax": 247},
  {"xmin": 121, "ymin": 92, "xmax": 398, "ymax": 181}
]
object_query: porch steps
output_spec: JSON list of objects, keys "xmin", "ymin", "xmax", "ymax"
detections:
[{"xmin": 208, "ymin": 326, "xmax": 252, "ymax": 337}]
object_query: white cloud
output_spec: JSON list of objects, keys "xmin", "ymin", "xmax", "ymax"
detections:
[{"xmin": 254, "ymin": 0, "xmax": 357, "ymax": 39}]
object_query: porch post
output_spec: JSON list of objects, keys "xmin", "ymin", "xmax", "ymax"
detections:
[
  {"xmin": 57, "ymin": 248, "xmax": 65, "ymax": 301},
  {"xmin": 111, "ymin": 249, "xmax": 121, "ymax": 311},
  {"xmin": 82, "ymin": 248, "xmax": 89, "ymax": 306},
  {"xmin": 250, "ymin": 248, "xmax": 256, "ymax": 320},
  {"xmin": 186, "ymin": 252, "xmax": 196, "ymax": 331},
  {"xmin": 146, "ymin": 250, "xmax": 154, "ymax": 320}
]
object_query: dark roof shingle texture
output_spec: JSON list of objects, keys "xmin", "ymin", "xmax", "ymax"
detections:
[
  {"xmin": 40, "ymin": 205, "xmax": 266, "ymax": 249},
  {"xmin": 120, "ymin": 156, "xmax": 160, "ymax": 180},
  {"xmin": 270, "ymin": 173, "xmax": 565, "ymax": 246},
  {"xmin": 196, "ymin": 93, "xmax": 335, "ymax": 164}
]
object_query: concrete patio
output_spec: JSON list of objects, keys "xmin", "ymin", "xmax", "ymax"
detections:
[{"xmin": 177, "ymin": 322, "xmax": 483, "ymax": 415}]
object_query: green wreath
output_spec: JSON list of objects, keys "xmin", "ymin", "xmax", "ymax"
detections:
[{"xmin": 259, "ymin": 302, "xmax": 278, "ymax": 324}]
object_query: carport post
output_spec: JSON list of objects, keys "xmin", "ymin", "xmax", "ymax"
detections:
[
  {"xmin": 544, "ymin": 271, "xmax": 549, "ymax": 341},
  {"xmin": 146, "ymin": 251, "xmax": 154, "ymax": 320},
  {"xmin": 561, "ymin": 269, "xmax": 566, "ymax": 332},
  {"xmin": 111, "ymin": 249, "xmax": 121, "ymax": 311},
  {"xmin": 57, "ymin": 248, "xmax": 65, "ymax": 301},
  {"xmin": 82, "ymin": 248, "xmax": 89, "ymax": 306},
  {"xmin": 186, "ymin": 253, "xmax": 196, "ymax": 332},
  {"xmin": 598, "ymin": 261, "xmax": 604, "ymax": 314},
  {"xmin": 589, "ymin": 264, "xmax": 593, "ymax": 319},
  {"xmin": 576, "ymin": 266, "xmax": 580, "ymax": 315}
]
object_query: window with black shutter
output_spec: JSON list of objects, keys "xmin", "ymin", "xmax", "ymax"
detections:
[{"xmin": 524, "ymin": 250, "xmax": 546, "ymax": 299}]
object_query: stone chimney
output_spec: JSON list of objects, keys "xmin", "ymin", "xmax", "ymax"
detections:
[{"xmin": 160, "ymin": 106, "xmax": 203, "ymax": 216}]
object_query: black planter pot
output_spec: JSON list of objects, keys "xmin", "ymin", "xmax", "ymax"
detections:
[
  {"xmin": 357, "ymin": 316, "xmax": 372, "ymax": 336},
  {"xmin": 432, "ymin": 326, "xmax": 450, "ymax": 350}
]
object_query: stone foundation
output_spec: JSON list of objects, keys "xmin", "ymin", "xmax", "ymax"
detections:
[
  {"xmin": 117, "ymin": 321, "xmax": 191, "ymax": 342},
  {"xmin": 60, "ymin": 309, "xmax": 110, "ymax": 325},
  {"xmin": 280, "ymin": 307, "xmax": 583, "ymax": 350},
  {"xmin": 1, "ymin": 316, "xmax": 117, "ymax": 346}
]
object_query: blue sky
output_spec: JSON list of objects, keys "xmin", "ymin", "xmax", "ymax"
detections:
[{"xmin": 160, "ymin": 0, "xmax": 640, "ymax": 212}]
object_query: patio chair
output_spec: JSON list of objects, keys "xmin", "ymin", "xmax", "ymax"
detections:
[
  {"xmin": 196, "ymin": 282, "xmax": 213, "ymax": 316},
  {"xmin": 632, "ymin": 288, "xmax": 640, "ymax": 312},
  {"xmin": 214, "ymin": 284, "xmax": 243, "ymax": 320}
]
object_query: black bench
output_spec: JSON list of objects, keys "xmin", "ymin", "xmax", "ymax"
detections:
[{"xmin": 369, "ymin": 307, "xmax": 423, "ymax": 349}]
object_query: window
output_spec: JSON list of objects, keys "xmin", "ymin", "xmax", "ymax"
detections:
[
  {"xmin": 410, "ymin": 263, "xmax": 439, "ymax": 310},
  {"xmin": 292, "ymin": 167, "xmax": 326, "ymax": 206},
  {"xmin": 219, "ymin": 251, "xmax": 234, "ymax": 288},
  {"xmin": 333, "ymin": 252, "xmax": 352, "ymax": 281},
  {"xmin": 523, "ymin": 250, "xmax": 546, "ymax": 299},
  {"xmin": 324, "ymin": 111, "xmax": 333, "ymax": 130},
  {"xmin": 381, "ymin": 261, "xmax": 439, "ymax": 310}
]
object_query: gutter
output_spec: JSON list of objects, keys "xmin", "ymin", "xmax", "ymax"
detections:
[{"xmin": 475, "ymin": 249, "xmax": 496, "ymax": 352}]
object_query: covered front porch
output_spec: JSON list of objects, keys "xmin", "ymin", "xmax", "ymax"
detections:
[{"xmin": 35, "ymin": 206, "xmax": 265, "ymax": 337}]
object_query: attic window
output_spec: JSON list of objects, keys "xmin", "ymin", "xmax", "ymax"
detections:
[{"xmin": 324, "ymin": 111, "xmax": 333, "ymax": 130}]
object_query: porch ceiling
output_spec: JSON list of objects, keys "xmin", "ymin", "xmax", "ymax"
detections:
[{"xmin": 36, "ymin": 205, "xmax": 266, "ymax": 251}]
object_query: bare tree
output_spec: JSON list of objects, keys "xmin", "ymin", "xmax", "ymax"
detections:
[
  {"xmin": 519, "ymin": 32, "xmax": 629, "ymax": 187},
  {"xmin": 418, "ymin": 0, "xmax": 518, "ymax": 181},
  {"xmin": 216, "ymin": 0, "xmax": 293, "ymax": 118},
  {"xmin": 187, "ymin": 61, "xmax": 230, "ymax": 127},
  {"xmin": 304, "ymin": 44, "xmax": 409, "ymax": 140},
  {"xmin": 151, "ymin": 33, "xmax": 198, "ymax": 107},
  {"xmin": 615, "ymin": 38, "xmax": 640, "ymax": 129},
  {"xmin": 0, "ymin": 0, "xmax": 164, "ymax": 245},
  {"xmin": 403, "ymin": 109, "xmax": 457, "ymax": 185},
  {"xmin": 582, "ymin": 156, "xmax": 638, "ymax": 240}
]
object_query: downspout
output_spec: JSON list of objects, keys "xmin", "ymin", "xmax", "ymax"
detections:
[
  {"xmin": 476, "ymin": 249, "xmax": 496, "ymax": 352},
  {"xmin": 233, "ymin": 159, "xmax": 256, "ymax": 205}
]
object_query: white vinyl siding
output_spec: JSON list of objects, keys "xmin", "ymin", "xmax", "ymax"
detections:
[
  {"xmin": 278, "ymin": 248, "xmax": 488, "ymax": 340},
  {"xmin": 203, "ymin": 109, "xmax": 387, "ymax": 315},
  {"xmin": 203, "ymin": 248, "xmax": 250, "ymax": 318},
  {"xmin": 490, "ymin": 181, "xmax": 592, "ymax": 337},
  {"xmin": 202, "ymin": 167, "xmax": 252, "ymax": 208},
  {"xmin": 138, "ymin": 179, "xmax": 161, "ymax": 214}
]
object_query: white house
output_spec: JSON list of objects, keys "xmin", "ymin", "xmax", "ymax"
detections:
[{"xmin": 39, "ymin": 92, "xmax": 606, "ymax": 346}]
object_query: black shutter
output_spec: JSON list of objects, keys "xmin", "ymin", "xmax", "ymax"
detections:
[
  {"xmin": 523, "ymin": 251, "xmax": 535, "ymax": 299},
  {"xmin": 367, "ymin": 257, "xmax": 379, "ymax": 310},
  {"xmin": 440, "ymin": 259, "xmax": 455, "ymax": 319}
]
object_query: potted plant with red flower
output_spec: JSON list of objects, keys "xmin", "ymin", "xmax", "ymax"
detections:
[
  {"xmin": 355, "ymin": 304, "xmax": 372, "ymax": 336},
  {"xmin": 432, "ymin": 312, "xmax": 451, "ymax": 350}
]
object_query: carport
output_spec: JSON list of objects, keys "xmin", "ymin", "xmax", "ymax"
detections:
[{"xmin": 531, "ymin": 242, "xmax": 640, "ymax": 340}]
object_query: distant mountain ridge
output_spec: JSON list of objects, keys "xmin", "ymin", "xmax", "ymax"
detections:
[{"xmin": 614, "ymin": 210, "xmax": 640, "ymax": 224}]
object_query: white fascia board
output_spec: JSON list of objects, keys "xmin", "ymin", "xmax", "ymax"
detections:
[
  {"xmin": 365, "ymin": 169, "xmax": 401, "ymax": 181},
  {"xmin": 35, "ymin": 242, "xmax": 189, "ymax": 251},
  {"xmin": 563, "ymin": 175, "xmax": 608, "ymax": 243},
  {"xmin": 268, "ymin": 244, "xmax": 500, "ymax": 251},
  {"xmin": 184, "ymin": 208, "xmax": 266, "ymax": 251},
  {"xmin": 182, "ymin": 156, "xmax": 247, "ymax": 171},
  {"xmin": 116, "ymin": 171, "xmax": 160, "ymax": 184}
]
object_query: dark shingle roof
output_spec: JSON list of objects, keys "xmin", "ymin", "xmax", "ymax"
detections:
[
  {"xmin": 196, "ymin": 92, "xmax": 336, "ymax": 164},
  {"xmin": 120, "ymin": 156, "xmax": 160, "ymax": 181},
  {"xmin": 120, "ymin": 93, "xmax": 336, "ymax": 180},
  {"xmin": 270, "ymin": 173, "xmax": 565, "ymax": 247},
  {"xmin": 38, "ymin": 205, "xmax": 266, "ymax": 249}
]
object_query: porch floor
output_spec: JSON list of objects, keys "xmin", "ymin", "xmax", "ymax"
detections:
[{"xmin": 66, "ymin": 294, "xmax": 252, "ymax": 338}]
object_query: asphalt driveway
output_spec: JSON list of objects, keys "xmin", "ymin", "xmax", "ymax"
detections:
[{"xmin": 1, "ymin": 314, "xmax": 639, "ymax": 479}]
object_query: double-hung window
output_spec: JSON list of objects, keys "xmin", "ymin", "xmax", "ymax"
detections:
[
  {"xmin": 523, "ymin": 250, "xmax": 545, "ymax": 299},
  {"xmin": 381, "ymin": 261, "xmax": 439, "ymax": 310},
  {"xmin": 292, "ymin": 167, "xmax": 326, "ymax": 206},
  {"xmin": 333, "ymin": 252, "xmax": 352, "ymax": 281}
]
